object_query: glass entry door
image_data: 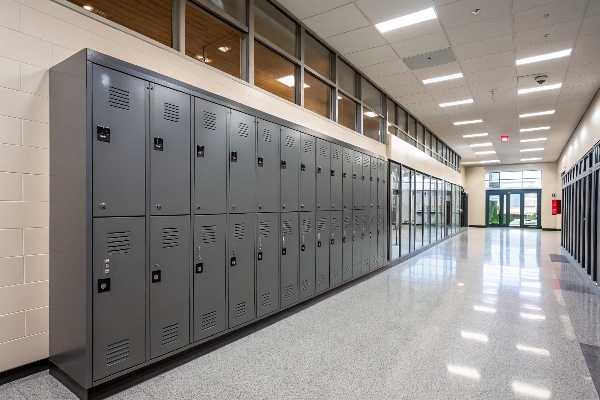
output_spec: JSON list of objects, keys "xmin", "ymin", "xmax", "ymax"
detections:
[{"xmin": 486, "ymin": 190, "xmax": 541, "ymax": 228}]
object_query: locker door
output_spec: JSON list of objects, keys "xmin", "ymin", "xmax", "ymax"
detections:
[
  {"xmin": 377, "ymin": 210, "xmax": 384, "ymax": 267},
  {"xmin": 256, "ymin": 213, "xmax": 279, "ymax": 317},
  {"xmin": 353, "ymin": 153, "xmax": 363, "ymax": 210},
  {"xmin": 194, "ymin": 99, "xmax": 227, "ymax": 215},
  {"xmin": 257, "ymin": 119, "xmax": 280, "ymax": 212},
  {"xmin": 362, "ymin": 212, "xmax": 370, "ymax": 274},
  {"xmin": 229, "ymin": 111, "xmax": 256, "ymax": 213},
  {"xmin": 342, "ymin": 211, "xmax": 353, "ymax": 282},
  {"xmin": 149, "ymin": 216, "xmax": 190, "ymax": 358},
  {"xmin": 331, "ymin": 144, "xmax": 343, "ymax": 211},
  {"xmin": 363, "ymin": 155, "xmax": 371, "ymax": 210},
  {"xmin": 370, "ymin": 210, "xmax": 377, "ymax": 270},
  {"xmin": 342, "ymin": 148, "xmax": 353, "ymax": 210},
  {"xmin": 281, "ymin": 213, "xmax": 299, "ymax": 307},
  {"xmin": 378, "ymin": 159, "xmax": 386, "ymax": 209},
  {"xmin": 150, "ymin": 85, "xmax": 191, "ymax": 215},
  {"xmin": 300, "ymin": 134, "xmax": 316, "ymax": 211},
  {"xmin": 92, "ymin": 217, "xmax": 145, "ymax": 381},
  {"xmin": 383, "ymin": 211, "xmax": 388, "ymax": 266},
  {"xmin": 193, "ymin": 214, "xmax": 226, "ymax": 342},
  {"xmin": 316, "ymin": 139, "xmax": 331, "ymax": 211},
  {"xmin": 299, "ymin": 212, "xmax": 316, "ymax": 300},
  {"xmin": 352, "ymin": 210, "xmax": 362, "ymax": 277},
  {"xmin": 330, "ymin": 211, "xmax": 343, "ymax": 286},
  {"xmin": 316, "ymin": 211, "xmax": 331, "ymax": 293},
  {"xmin": 92, "ymin": 65, "xmax": 146, "ymax": 217},
  {"xmin": 370, "ymin": 158, "xmax": 378, "ymax": 210},
  {"xmin": 228, "ymin": 214, "xmax": 255, "ymax": 327},
  {"xmin": 281, "ymin": 129, "xmax": 300, "ymax": 212}
]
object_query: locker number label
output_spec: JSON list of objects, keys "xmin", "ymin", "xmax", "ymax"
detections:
[
  {"xmin": 98, "ymin": 278, "xmax": 111, "ymax": 293},
  {"xmin": 230, "ymin": 257, "xmax": 237, "ymax": 266},
  {"xmin": 152, "ymin": 270, "xmax": 161, "ymax": 283},
  {"xmin": 195, "ymin": 263, "xmax": 203, "ymax": 273}
]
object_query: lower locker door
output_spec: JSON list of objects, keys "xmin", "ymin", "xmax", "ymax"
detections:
[
  {"xmin": 362, "ymin": 212, "xmax": 370, "ymax": 274},
  {"xmin": 150, "ymin": 216, "xmax": 190, "ymax": 358},
  {"xmin": 315, "ymin": 211, "xmax": 330, "ymax": 293},
  {"xmin": 280, "ymin": 213, "xmax": 299, "ymax": 307},
  {"xmin": 377, "ymin": 210, "xmax": 384, "ymax": 267},
  {"xmin": 342, "ymin": 211, "xmax": 353, "ymax": 282},
  {"xmin": 330, "ymin": 211, "xmax": 343, "ymax": 286},
  {"xmin": 193, "ymin": 215, "xmax": 226, "ymax": 342},
  {"xmin": 256, "ymin": 213, "xmax": 280, "ymax": 317},
  {"xmin": 370, "ymin": 211, "xmax": 377, "ymax": 270},
  {"xmin": 93, "ymin": 217, "xmax": 146, "ymax": 381},
  {"xmin": 299, "ymin": 212, "xmax": 316, "ymax": 300},
  {"xmin": 228, "ymin": 214, "xmax": 256, "ymax": 327},
  {"xmin": 352, "ymin": 211, "xmax": 362, "ymax": 277}
]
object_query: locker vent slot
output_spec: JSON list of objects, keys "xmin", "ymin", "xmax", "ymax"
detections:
[
  {"xmin": 372, "ymin": 256, "xmax": 377, "ymax": 264},
  {"xmin": 344, "ymin": 265, "xmax": 350, "ymax": 276},
  {"xmin": 354, "ymin": 154, "xmax": 361, "ymax": 165},
  {"xmin": 238, "ymin": 122, "xmax": 249, "ymax": 138},
  {"xmin": 319, "ymin": 145, "xmax": 328, "ymax": 157},
  {"xmin": 302, "ymin": 219, "xmax": 312, "ymax": 233},
  {"xmin": 332, "ymin": 148, "xmax": 340, "ymax": 159},
  {"xmin": 303, "ymin": 140, "xmax": 313, "ymax": 153},
  {"xmin": 285, "ymin": 135, "xmax": 295, "ymax": 148},
  {"xmin": 282, "ymin": 221, "xmax": 293, "ymax": 236},
  {"xmin": 364, "ymin": 156, "xmax": 369, "ymax": 165},
  {"xmin": 203, "ymin": 111, "xmax": 217, "ymax": 130},
  {"xmin": 318, "ymin": 275, "xmax": 325, "ymax": 285},
  {"xmin": 234, "ymin": 223, "xmax": 245, "ymax": 241},
  {"xmin": 333, "ymin": 270, "xmax": 339, "ymax": 280},
  {"xmin": 371, "ymin": 159, "xmax": 377, "ymax": 168},
  {"xmin": 317, "ymin": 218, "xmax": 326, "ymax": 231},
  {"xmin": 378, "ymin": 213, "xmax": 383, "ymax": 223},
  {"xmin": 108, "ymin": 86, "xmax": 130, "ymax": 111},
  {"xmin": 363, "ymin": 215, "xmax": 368, "ymax": 226},
  {"xmin": 259, "ymin": 221, "xmax": 270, "ymax": 238},
  {"xmin": 331, "ymin": 217, "xmax": 340, "ymax": 230},
  {"xmin": 202, "ymin": 225, "xmax": 217, "ymax": 244},
  {"xmin": 354, "ymin": 216, "xmax": 360, "ymax": 227},
  {"xmin": 261, "ymin": 293, "xmax": 271, "ymax": 308},
  {"xmin": 161, "ymin": 324, "xmax": 179, "ymax": 345},
  {"xmin": 302, "ymin": 279, "xmax": 310, "ymax": 292},
  {"xmin": 379, "ymin": 162, "xmax": 384, "ymax": 171},
  {"xmin": 379, "ymin": 254, "xmax": 383, "ymax": 263},
  {"xmin": 364, "ymin": 260, "xmax": 369, "ymax": 269},
  {"xmin": 371, "ymin": 214, "xmax": 375, "ymax": 224},
  {"xmin": 344, "ymin": 152, "xmax": 352, "ymax": 163},
  {"xmin": 162, "ymin": 228, "xmax": 179, "ymax": 248},
  {"xmin": 284, "ymin": 285, "xmax": 293, "ymax": 299},
  {"xmin": 235, "ymin": 302, "xmax": 246, "ymax": 318},
  {"xmin": 106, "ymin": 339, "xmax": 129, "ymax": 366},
  {"xmin": 344, "ymin": 216, "xmax": 351, "ymax": 229},
  {"xmin": 262, "ymin": 129, "xmax": 272, "ymax": 142},
  {"xmin": 107, "ymin": 231, "xmax": 130, "ymax": 255},
  {"xmin": 163, "ymin": 102, "xmax": 180, "ymax": 123},
  {"xmin": 354, "ymin": 261, "xmax": 360, "ymax": 271},
  {"xmin": 201, "ymin": 311, "xmax": 216, "ymax": 330}
]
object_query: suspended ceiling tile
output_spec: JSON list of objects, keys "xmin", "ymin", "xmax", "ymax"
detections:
[
  {"xmin": 574, "ymin": 32, "xmax": 600, "ymax": 53},
  {"xmin": 559, "ymin": 82, "xmax": 599, "ymax": 97},
  {"xmin": 460, "ymin": 51, "xmax": 515, "ymax": 74},
  {"xmin": 343, "ymin": 45, "xmax": 398, "ymax": 68},
  {"xmin": 303, "ymin": 4, "xmax": 370, "ymax": 39},
  {"xmin": 470, "ymin": 77, "xmax": 518, "ymax": 95},
  {"xmin": 566, "ymin": 62, "xmax": 600, "ymax": 78},
  {"xmin": 477, "ymin": 97, "xmax": 520, "ymax": 110},
  {"xmin": 517, "ymin": 100, "xmax": 558, "ymax": 113},
  {"xmin": 277, "ymin": 0, "xmax": 354, "ymax": 20},
  {"xmin": 411, "ymin": 61, "xmax": 462, "ymax": 81},
  {"xmin": 387, "ymin": 81, "xmax": 429, "ymax": 97},
  {"xmin": 326, "ymin": 26, "xmax": 388, "ymax": 54},
  {"xmin": 464, "ymin": 65, "xmax": 517, "ymax": 85},
  {"xmin": 445, "ymin": 14, "xmax": 513, "ymax": 46},
  {"xmin": 513, "ymin": 0, "xmax": 587, "ymax": 33},
  {"xmin": 569, "ymin": 48, "xmax": 600, "ymax": 67},
  {"xmin": 436, "ymin": 0, "xmax": 511, "ymax": 30},
  {"xmin": 429, "ymin": 86, "xmax": 473, "ymax": 103},
  {"xmin": 514, "ymin": 20, "xmax": 580, "ymax": 49},
  {"xmin": 563, "ymin": 73, "xmax": 600, "ymax": 88},
  {"xmin": 515, "ymin": 38, "xmax": 576, "ymax": 59},
  {"xmin": 355, "ymin": 0, "xmax": 433, "ymax": 25},
  {"xmin": 389, "ymin": 31, "xmax": 450, "ymax": 58},
  {"xmin": 394, "ymin": 92, "xmax": 435, "ymax": 105},
  {"xmin": 473, "ymin": 88, "xmax": 516, "ymax": 103},
  {"xmin": 516, "ymin": 68, "xmax": 566, "ymax": 88},
  {"xmin": 373, "ymin": 71, "xmax": 419, "ymax": 89},
  {"xmin": 359, "ymin": 59, "xmax": 411, "ymax": 78},
  {"xmin": 402, "ymin": 48, "xmax": 456, "ymax": 70},
  {"xmin": 379, "ymin": 19, "xmax": 444, "ymax": 43},
  {"xmin": 587, "ymin": 0, "xmax": 600, "ymax": 16},
  {"xmin": 452, "ymin": 34, "xmax": 514, "ymax": 61},
  {"xmin": 515, "ymin": 58, "xmax": 570, "ymax": 78},
  {"xmin": 512, "ymin": 0, "xmax": 561, "ymax": 13},
  {"xmin": 580, "ymin": 15, "xmax": 600, "ymax": 37}
]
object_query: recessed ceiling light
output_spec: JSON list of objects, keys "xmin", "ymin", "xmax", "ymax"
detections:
[
  {"xmin": 518, "ymin": 83, "xmax": 562, "ymax": 94},
  {"xmin": 480, "ymin": 160, "xmax": 500, "ymax": 163},
  {"xmin": 470, "ymin": 143, "xmax": 493, "ymax": 147},
  {"xmin": 375, "ymin": 7, "xmax": 437, "ymax": 33},
  {"xmin": 521, "ymin": 148, "xmax": 544, "ymax": 152},
  {"xmin": 454, "ymin": 119, "xmax": 483, "ymax": 125},
  {"xmin": 519, "ymin": 110, "xmax": 555, "ymax": 118},
  {"xmin": 440, "ymin": 99, "xmax": 474, "ymax": 107},
  {"xmin": 472, "ymin": 8, "xmax": 481, "ymax": 14},
  {"xmin": 218, "ymin": 46, "xmax": 231, "ymax": 52},
  {"xmin": 364, "ymin": 111, "xmax": 378, "ymax": 118},
  {"xmin": 520, "ymin": 138, "xmax": 547, "ymax": 142},
  {"xmin": 520, "ymin": 126, "xmax": 550, "ymax": 132},
  {"xmin": 463, "ymin": 133, "xmax": 488, "ymax": 138},
  {"xmin": 422, "ymin": 73, "xmax": 463, "ymax": 84},
  {"xmin": 276, "ymin": 75, "xmax": 309, "ymax": 88},
  {"xmin": 516, "ymin": 49, "xmax": 571, "ymax": 65},
  {"xmin": 475, "ymin": 150, "xmax": 496, "ymax": 155},
  {"xmin": 521, "ymin": 158, "xmax": 542, "ymax": 161},
  {"xmin": 83, "ymin": 5, "xmax": 93, "ymax": 11}
]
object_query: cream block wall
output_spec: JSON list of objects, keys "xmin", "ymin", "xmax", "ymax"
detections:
[{"xmin": 464, "ymin": 167, "xmax": 486, "ymax": 226}]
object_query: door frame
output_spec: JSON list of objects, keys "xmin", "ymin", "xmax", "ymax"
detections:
[{"xmin": 485, "ymin": 189, "xmax": 542, "ymax": 228}]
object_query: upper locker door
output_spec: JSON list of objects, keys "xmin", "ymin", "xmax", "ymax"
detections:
[
  {"xmin": 363, "ymin": 155, "xmax": 371, "ymax": 210},
  {"xmin": 149, "ymin": 216, "xmax": 190, "ymax": 358},
  {"xmin": 194, "ymin": 99, "xmax": 227, "ymax": 215},
  {"xmin": 229, "ymin": 111, "xmax": 256, "ymax": 213},
  {"xmin": 361, "ymin": 211, "xmax": 370, "ymax": 274},
  {"xmin": 370, "ymin": 157, "xmax": 378, "ymax": 210},
  {"xmin": 342, "ymin": 211, "xmax": 352, "ymax": 282},
  {"xmin": 352, "ymin": 152, "xmax": 362, "ymax": 210},
  {"xmin": 92, "ymin": 65, "xmax": 146, "ymax": 217},
  {"xmin": 256, "ymin": 213, "xmax": 279, "ymax": 317},
  {"xmin": 377, "ymin": 209, "xmax": 384, "ymax": 267},
  {"xmin": 228, "ymin": 214, "xmax": 256, "ymax": 327},
  {"xmin": 316, "ymin": 139, "xmax": 331, "ymax": 211},
  {"xmin": 280, "ymin": 129, "xmax": 300, "ymax": 212},
  {"xmin": 316, "ymin": 211, "xmax": 331, "ymax": 293},
  {"xmin": 331, "ymin": 144, "xmax": 343, "ymax": 211},
  {"xmin": 378, "ymin": 159, "xmax": 386, "ymax": 209},
  {"xmin": 256, "ymin": 119, "xmax": 280, "ymax": 212},
  {"xmin": 150, "ymin": 85, "xmax": 191, "ymax": 216},
  {"xmin": 193, "ymin": 214, "xmax": 226, "ymax": 342},
  {"xmin": 369, "ymin": 210, "xmax": 377, "ymax": 270},
  {"xmin": 330, "ymin": 211, "xmax": 343, "ymax": 286},
  {"xmin": 299, "ymin": 212, "xmax": 316, "ymax": 300},
  {"xmin": 280, "ymin": 213, "xmax": 299, "ymax": 307},
  {"xmin": 342, "ymin": 148, "xmax": 353, "ymax": 210},
  {"xmin": 300, "ymin": 134, "xmax": 316, "ymax": 211}
]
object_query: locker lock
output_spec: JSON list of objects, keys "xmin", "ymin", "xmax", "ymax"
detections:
[
  {"xmin": 154, "ymin": 137, "xmax": 164, "ymax": 151},
  {"xmin": 196, "ymin": 205, "xmax": 201, "ymax": 210},
  {"xmin": 331, "ymin": 170, "xmax": 335, "ymax": 177},
  {"xmin": 197, "ymin": 145, "xmax": 205, "ymax": 157},
  {"xmin": 317, "ymin": 166, "xmax": 322, "ymax": 173},
  {"xmin": 258, "ymin": 157, "xmax": 264, "ymax": 167},
  {"xmin": 281, "ymin": 160, "xmax": 287, "ymax": 169},
  {"xmin": 343, "ymin": 172, "xmax": 347, "ymax": 178},
  {"xmin": 353, "ymin": 173, "xmax": 357, "ymax": 179},
  {"xmin": 362, "ymin": 176, "xmax": 365, "ymax": 181},
  {"xmin": 97, "ymin": 126, "xmax": 111, "ymax": 143},
  {"xmin": 370, "ymin": 176, "xmax": 373, "ymax": 181},
  {"xmin": 99, "ymin": 203, "xmax": 106, "ymax": 210},
  {"xmin": 156, "ymin": 204, "xmax": 162, "ymax": 210},
  {"xmin": 301, "ymin": 163, "xmax": 306, "ymax": 171},
  {"xmin": 231, "ymin": 151, "xmax": 238, "ymax": 162},
  {"xmin": 377, "ymin": 178, "xmax": 380, "ymax": 182}
]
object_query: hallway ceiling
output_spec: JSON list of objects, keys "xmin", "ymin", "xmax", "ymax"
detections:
[{"xmin": 277, "ymin": 0, "xmax": 600, "ymax": 165}]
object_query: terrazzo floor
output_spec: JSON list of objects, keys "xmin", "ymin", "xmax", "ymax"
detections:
[{"xmin": 3, "ymin": 228, "xmax": 600, "ymax": 399}]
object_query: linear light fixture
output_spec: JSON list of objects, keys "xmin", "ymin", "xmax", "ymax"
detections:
[
  {"xmin": 518, "ymin": 83, "xmax": 561, "ymax": 94},
  {"xmin": 520, "ymin": 127, "xmax": 550, "ymax": 132},
  {"xmin": 463, "ymin": 133, "xmax": 488, "ymax": 138},
  {"xmin": 375, "ymin": 7, "xmax": 437, "ymax": 33},
  {"xmin": 520, "ymin": 138, "xmax": 547, "ymax": 143},
  {"xmin": 440, "ymin": 98, "xmax": 474, "ymax": 107},
  {"xmin": 470, "ymin": 143, "xmax": 493, "ymax": 147},
  {"xmin": 423, "ymin": 73, "xmax": 463, "ymax": 84},
  {"xmin": 516, "ymin": 49, "xmax": 572, "ymax": 65},
  {"xmin": 276, "ymin": 75, "xmax": 309, "ymax": 88},
  {"xmin": 521, "ymin": 158, "xmax": 542, "ymax": 161},
  {"xmin": 474, "ymin": 150, "xmax": 496, "ymax": 155},
  {"xmin": 454, "ymin": 119, "xmax": 483, "ymax": 125},
  {"xmin": 521, "ymin": 148, "xmax": 544, "ymax": 152},
  {"xmin": 480, "ymin": 160, "xmax": 500, "ymax": 164},
  {"xmin": 519, "ymin": 110, "xmax": 555, "ymax": 118}
]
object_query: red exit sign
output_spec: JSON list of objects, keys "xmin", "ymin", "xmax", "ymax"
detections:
[{"xmin": 501, "ymin": 136, "xmax": 509, "ymax": 142}]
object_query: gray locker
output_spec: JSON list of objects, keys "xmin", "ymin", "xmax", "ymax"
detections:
[
  {"xmin": 300, "ymin": 134, "xmax": 316, "ymax": 211},
  {"xmin": 342, "ymin": 148, "xmax": 353, "ymax": 210},
  {"xmin": 316, "ymin": 139, "xmax": 331, "ymax": 211},
  {"xmin": 331, "ymin": 144, "xmax": 343, "ymax": 210},
  {"xmin": 361, "ymin": 212, "xmax": 370, "ymax": 275},
  {"xmin": 378, "ymin": 159, "xmax": 386, "ymax": 209},
  {"xmin": 352, "ymin": 152, "xmax": 362, "ymax": 210},
  {"xmin": 150, "ymin": 85, "xmax": 191, "ymax": 216},
  {"xmin": 370, "ymin": 158, "xmax": 378, "ymax": 210},
  {"xmin": 281, "ymin": 129, "xmax": 300, "ymax": 212},
  {"xmin": 228, "ymin": 214, "xmax": 255, "ymax": 327},
  {"xmin": 342, "ymin": 211, "xmax": 353, "ymax": 282},
  {"xmin": 193, "ymin": 214, "xmax": 226, "ymax": 342},
  {"xmin": 280, "ymin": 213, "xmax": 299, "ymax": 307},
  {"xmin": 330, "ymin": 211, "xmax": 343, "ymax": 286},
  {"xmin": 256, "ymin": 213, "xmax": 279, "ymax": 317},
  {"xmin": 377, "ymin": 210, "xmax": 385, "ymax": 267},
  {"xmin": 316, "ymin": 211, "xmax": 331, "ymax": 293},
  {"xmin": 362, "ymin": 155, "xmax": 371, "ymax": 210},
  {"xmin": 194, "ymin": 99, "xmax": 227, "ymax": 215},
  {"xmin": 352, "ymin": 210, "xmax": 362, "ymax": 277},
  {"xmin": 229, "ymin": 111, "xmax": 256, "ymax": 213},
  {"xmin": 369, "ymin": 210, "xmax": 377, "ymax": 270},
  {"xmin": 257, "ymin": 119, "xmax": 280, "ymax": 212},
  {"xmin": 92, "ymin": 217, "xmax": 145, "ymax": 381},
  {"xmin": 149, "ymin": 216, "xmax": 190, "ymax": 358},
  {"xmin": 92, "ymin": 65, "xmax": 146, "ymax": 217},
  {"xmin": 299, "ymin": 212, "xmax": 316, "ymax": 300}
]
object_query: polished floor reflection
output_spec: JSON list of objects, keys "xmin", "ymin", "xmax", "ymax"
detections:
[{"xmin": 2, "ymin": 229, "xmax": 600, "ymax": 399}]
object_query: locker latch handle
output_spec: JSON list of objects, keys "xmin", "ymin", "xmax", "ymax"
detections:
[
  {"xmin": 331, "ymin": 170, "xmax": 335, "ymax": 176},
  {"xmin": 231, "ymin": 151, "xmax": 237, "ymax": 161},
  {"xmin": 362, "ymin": 176, "xmax": 365, "ymax": 181},
  {"xmin": 377, "ymin": 178, "xmax": 380, "ymax": 182},
  {"xmin": 154, "ymin": 137, "xmax": 164, "ymax": 151},
  {"xmin": 281, "ymin": 160, "xmax": 287, "ymax": 169},
  {"xmin": 353, "ymin": 173, "xmax": 356, "ymax": 179},
  {"xmin": 97, "ymin": 126, "xmax": 110, "ymax": 143},
  {"xmin": 197, "ymin": 145, "xmax": 205, "ymax": 157},
  {"xmin": 258, "ymin": 157, "xmax": 264, "ymax": 167},
  {"xmin": 317, "ymin": 166, "xmax": 322, "ymax": 173},
  {"xmin": 301, "ymin": 163, "xmax": 306, "ymax": 171},
  {"xmin": 343, "ymin": 172, "xmax": 347, "ymax": 178},
  {"xmin": 370, "ymin": 176, "xmax": 373, "ymax": 181}
]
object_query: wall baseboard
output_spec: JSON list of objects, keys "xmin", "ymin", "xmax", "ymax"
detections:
[
  {"xmin": 0, "ymin": 359, "xmax": 49, "ymax": 386},
  {"xmin": 542, "ymin": 228, "xmax": 561, "ymax": 231},
  {"xmin": 468, "ymin": 225, "xmax": 486, "ymax": 228}
]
